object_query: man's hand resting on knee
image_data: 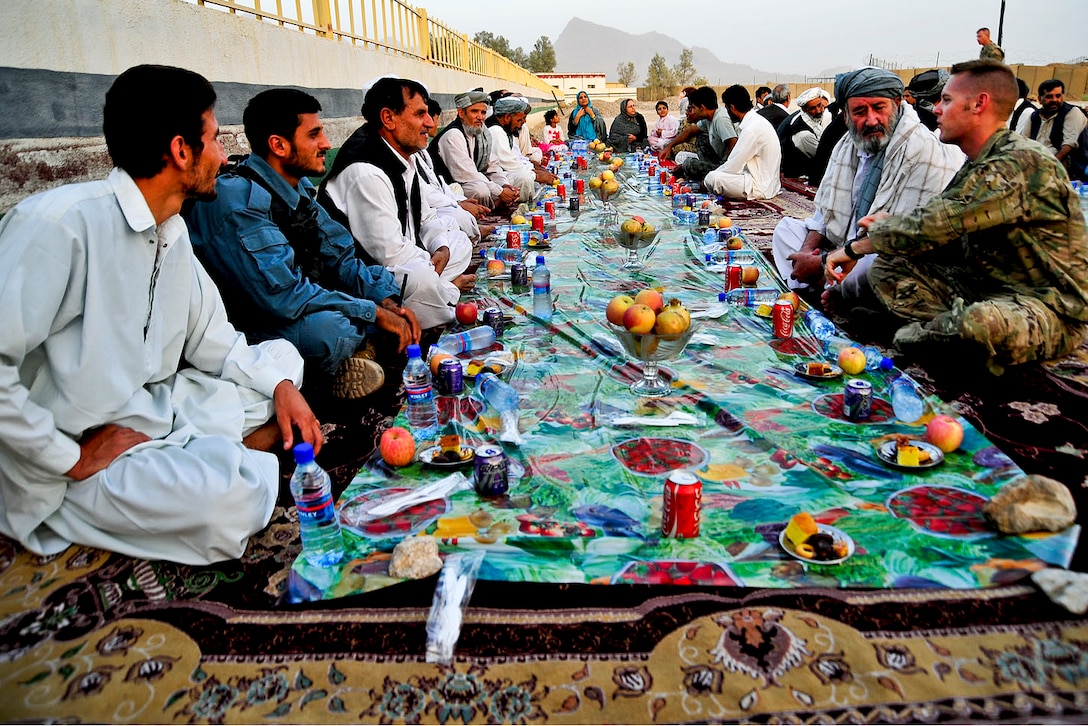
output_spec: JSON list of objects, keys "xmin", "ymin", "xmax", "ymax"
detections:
[{"xmin": 66, "ymin": 424, "xmax": 152, "ymax": 481}]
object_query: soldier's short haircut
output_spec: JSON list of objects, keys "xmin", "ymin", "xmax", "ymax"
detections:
[
  {"xmin": 1038, "ymin": 78, "xmax": 1065, "ymax": 96},
  {"xmin": 950, "ymin": 60, "xmax": 1018, "ymax": 118}
]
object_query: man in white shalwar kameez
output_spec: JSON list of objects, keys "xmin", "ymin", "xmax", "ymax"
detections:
[
  {"xmin": 0, "ymin": 66, "xmax": 321, "ymax": 565},
  {"xmin": 487, "ymin": 96, "xmax": 550, "ymax": 203},
  {"xmin": 431, "ymin": 90, "xmax": 520, "ymax": 209}
]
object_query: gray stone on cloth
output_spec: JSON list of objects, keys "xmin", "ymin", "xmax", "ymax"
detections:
[{"xmin": 983, "ymin": 474, "xmax": 1077, "ymax": 534}]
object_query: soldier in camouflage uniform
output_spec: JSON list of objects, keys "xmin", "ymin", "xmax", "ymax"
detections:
[
  {"xmin": 977, "ymin": 28, "xmax": 1005, "ymax": 62},
  {"xmin": 826, "ymin": 60, "xmax": 1088, "ymax": 374}
]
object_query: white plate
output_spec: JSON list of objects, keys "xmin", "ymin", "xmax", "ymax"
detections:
[
  {"xmin": 876, "ymin": 439, "xmax": 945, "ymax": 470},
  {"xmin": 793, "ymin": 362, "xmax": 843, "ymax": 381},
  {"xmin": 418, "ymin": 445, "xmax": 475, "ymax": 467},
  {"xmin": 779, "ymin": 523, "xmax": 855, "ymax": 565}
]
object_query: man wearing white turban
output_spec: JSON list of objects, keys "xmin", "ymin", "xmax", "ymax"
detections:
[
  {"xmin": 431, "ymin": 89, "xmax": 519, "ymax": 208},
  {"xmin": 778, "ymin": 87, "xmax": 832, "ymax": 178}
]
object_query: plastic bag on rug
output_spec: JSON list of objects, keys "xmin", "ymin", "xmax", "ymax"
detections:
[{"xmin": 425, "ymin": 551, "xmax": 485, "ymax": 664}]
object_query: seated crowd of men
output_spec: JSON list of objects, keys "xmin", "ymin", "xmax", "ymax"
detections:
[{"xmin": 0, "ymin": 60, "xmax": 1084, "ymax": 565}]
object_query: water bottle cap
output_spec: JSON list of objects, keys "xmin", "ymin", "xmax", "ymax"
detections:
[
  {"xmin": 536, "ymin": 255, "xmax": 545, "ymax": 264},
  {"xmin": 879, "ymin": 357, "xmax": 894, "ymax": 371},
  {"xmin": 718, "ymin": 292, "xmax": 727, "ymax": 302},
  {"xmin": 293, "ymin": 442, "xmax": 315, "ymax": 464},
  {"xmin": 406, "ymin": 343, "xmax": 422, "ymax": 359},
  {"xmin": 705, "ymin": 254, "xmax": 711, "ymax": 261}
]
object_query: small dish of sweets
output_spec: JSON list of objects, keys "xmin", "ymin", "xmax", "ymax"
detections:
[{"xmin": 778, "ymin": 512, "xmax": 855, "ymax": 564}]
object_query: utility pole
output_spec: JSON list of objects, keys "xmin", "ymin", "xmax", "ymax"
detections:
[{"xmin": 998, "ymin": 0, "xmax": 1006, "ymax": 46}]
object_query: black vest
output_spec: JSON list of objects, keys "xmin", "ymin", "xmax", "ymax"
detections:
[
  {"xmin": 1029, "ymin": 102, "xmax": 1076, "ymax": 150},
  {"xmin": 777, "ymin": 111, "xmax": 815, "ymax": 178},
  {"xmin": 318, "ymin": 126, "xmax": 423, "ymax": 265}
]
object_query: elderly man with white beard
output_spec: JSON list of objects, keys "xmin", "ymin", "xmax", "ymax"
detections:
[
  {"xmin": 778, "ymin": 87, "xmax": 832, "ymax": 178},
  {"xmin": 431, "ymin": 89, "xmax": 519, "ymax": 209},
  {"xmin": 771, "ymin": 67, "xmax": 965, "ymax": 301}
]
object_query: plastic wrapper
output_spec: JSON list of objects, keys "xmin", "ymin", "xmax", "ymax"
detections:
[{"xmin": 425, "ymin": 551, "xmax": 485, "ymax": 664}]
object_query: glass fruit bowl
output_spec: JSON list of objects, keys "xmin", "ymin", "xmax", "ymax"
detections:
[
  {"xmin": 589, "ymin": 179, "xmax": 622, "ymax": 223},
  {"xmin": 606, "ymin": 217, "xmax": 668, "ymax": 269},
  {"xmin": 609, "ymin": 320, "xmax": 698, "ymax": 396}
]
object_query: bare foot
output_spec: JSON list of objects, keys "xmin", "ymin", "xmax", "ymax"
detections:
[
  {"xmin": 479, "ymin": 224, "xmax": 496, "ymax": 238},
  {"xmin": 242, "ymin": 421, "xmax": 281, "ymax": 452},
  {"xmin": 453, "ymin": 274, "xmax": 477, "ymax": 292}
]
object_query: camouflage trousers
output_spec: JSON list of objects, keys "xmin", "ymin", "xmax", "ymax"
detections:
[
  {"xmin": 679, "ymin": 130, "xmax": 724, "ymax": 184},
  {"xmin": 869, "ymin": 255, "xmax": 1088, "ymax": 367}
]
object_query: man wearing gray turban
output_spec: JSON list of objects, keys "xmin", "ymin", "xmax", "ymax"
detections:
[
  {"xmin": 771, "ymin": 66, "xmax": 963, "ymax": 301},
  {"xmin": 431, "ymin": 89, "xmax": 519, "ymax": 208},
  {"xmin": 487, "ymin": 94, "xmax": 557, "ymax": 202}
]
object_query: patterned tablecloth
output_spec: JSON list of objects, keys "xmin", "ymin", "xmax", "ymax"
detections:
[{"xmin": 288, "ymin": 161, "xmax": 1078, "ymax": 600}]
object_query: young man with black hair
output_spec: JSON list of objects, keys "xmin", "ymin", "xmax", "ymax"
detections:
[{"xmin": 703, "ymin": 85, "xmax": 782, "ymax": 200}]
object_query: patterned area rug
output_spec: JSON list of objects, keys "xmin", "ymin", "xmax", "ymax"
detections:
[{"xmin": 3, "ymin": 184, "xmax": 1087, "ymax": 723}]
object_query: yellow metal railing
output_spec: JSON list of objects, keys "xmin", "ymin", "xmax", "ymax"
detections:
[{"xmin": 191, "ymin": 0, "xmax": 557, "ymax": 95}]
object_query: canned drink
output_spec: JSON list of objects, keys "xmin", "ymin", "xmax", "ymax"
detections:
[
  {"xmin": 686, "ymin": 192, "xmax": 698, "ymax": 208},
  {"xmin": 544, "ymin": 201, "xmax": 556, "ymax": 219},
  {"xmin": 660, "ymin": 170, "xmax": 669, "ymax": 184},
  {"xmin": 662, "ymin": 469, "xmax": 701, "ymax": 538},
  {"xmin": 725, "ymin": 264, "xmax": 742, "ymax": 291},
  {"xmin": 568, "ymin": 196, "xmax": 580, "ymax": 214},
  {"xmin": 530, "ymin": 214, "xmax": 545, "ymax": 233},
  {"xmin": 557, "ymin": 184, "xmax": 567, "ymax": 200},
  {"xmin": 697, "ymin": 209, "xmax": 711, "ymax": 227},
  {"xmin": 510, "ymin": 263, "xmax": 528, "ymax": 287},
  {"xmin": 772, "ymin": 299, "xmax": 794, "ymax": 338},
  {"xmin": 574, "ymin": 178, "xmax": 585, "ymax": 194},
  {"xmin": 648, "ymin": 164, "xmax": 657, "ymax": 178},
  {"xmin": 437, "ymin": 358, "xmax": 464, "ymax": 396},
  {"xmin": 506, "ymin": 230, "xmax": 522, "ymax": 248},
  {"xmin": 843, "ymin": 379, "xmax": 873, "ymax": 421},
  {"xmin": 473, "ymin": 444, "xmax": 509, "ymax": 496},
  {"xmin": 483, "ymin": 307, "xmax": 504, "ymax": 339}
]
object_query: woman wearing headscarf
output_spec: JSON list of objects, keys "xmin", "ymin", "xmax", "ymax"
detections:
[
  {"xmin": 568, "ymin": 91, "xmax": 607, "ymax": 141},
  {"xmin": 608, "ymin": 99, "xmax": 648, "ymax": 153}
]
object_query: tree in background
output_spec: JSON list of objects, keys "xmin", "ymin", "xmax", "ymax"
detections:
[
  {"xmin": 672, "ymin": 49, "xmax": 698, "ymax": 88},
  {"xmin": 617, "ymin": 61, "xmax": 637, "ymax": 87},
  {"xmin": 474, "ymin": 31, "xmax": 529, "ymax": 68},
  {"xmin": 645, "ymin": 53, "xmax": 675, "ymax": 96},
  {"xmin": 528, "ymin": 36, "xmax": 557, "ymax": 73}
]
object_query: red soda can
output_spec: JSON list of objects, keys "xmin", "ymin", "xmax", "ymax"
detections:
[
  {"xmin": 544, "ymin": 200, "xmax": 556, "ymax": 219},
  {"xmin": 725, "ymin": 264, "xmax": 742, "ymax": 291},
  {"xmin": 506, "ymin": 230, "xmax": 522, "ymax": 248},
  {"xmin": 530, "ymin": 214, "xmax": 545, "ymax": 233},
  {"xmin": 648, "ymin": 164, "xmax": 657, "ymax": 178},
  {"xmin": 662, "ymin": 469, "xmax": 701, "ymax": 538},
  {"xmin": 574, "ymin": 178, "xmax": 585, "ymax": 194},
  {"xmin": 557, "ymin": 184, "xmax": 567, "ymax": 200},
  {"xmin": 772, "ymin": 299, "xmax": 794, "ymax": 338},
  {"xmin": 660, "ymin": 170, "xmax": 669, "ymax": 184}
]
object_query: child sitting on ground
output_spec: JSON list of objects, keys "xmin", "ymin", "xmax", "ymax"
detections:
[{"xmin": 541, "ymin": 109, "xmax": 568, "ymax": 155}]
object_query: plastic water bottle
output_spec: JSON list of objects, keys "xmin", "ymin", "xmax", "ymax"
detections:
[
  {"xmin": 859, "ymin": 345, "xmax": 894, "ymax": 372},
  {"xmin": 702, "ymin": 228, "xmax": 718, "ymax": 244},
  {"xmin": 402, "ymin": 344, "xmax": 438, "ymax": 440},
  {"xmin": 532, "ymin": 255, "xmax": 552, "ymax": 321},
  {"xmin": 480, "ymin": 248, "xmax": 523, "ymax": 263},
  {"xmin": 435, "ymin": 326, "xmax": 496, "ymax": 354},
  {"xmin": 889, "ymin": 374, "xmax": 925, "ymax": 423},
  {"xmin": 477, "ymin": 371, "xmax": 524, "ymax": 444},
  {"xmin": 802, "ymin": 309, "xmax": 836, "ymax": 340},
  {"xmin": 722, "ymin": 288, "xmax": 780, "ymax": 306},
  {"xmin": 289, "ymin": 443, "xmax": 344, "ymax": 568}
]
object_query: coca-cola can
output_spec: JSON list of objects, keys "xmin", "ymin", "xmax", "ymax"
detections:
[
  {"xmin": 510, "ymin": 263, "xmax": 528, "ymax": 287},
  {"xmin": 473, "ymin": 444, "xmax": 509, "ymax": 496},
  {"xmin": 662, "ymin": 469, "xmax": 701, "ymax": 538},
  {"xmin": 660, "ymin": 170, "xmax": 669, "ymax": 184},
  {"xmin": 557, "ymin": 184, "xmax": 567, "ymax": 200},
  {"xmin": 843, "ymin": 379, "xmax": 873, "ymax": 422},
  {"xmin": 436, "ymin": 357, "xmax": 464, "ymax": 396},
  {"xmin": 772, "ymin": 300, "xmax": 794, "ymax": 338},
  {"xmin": 530, "ymin": 214, "xmax": 545, "ymax": 233},
  {"xmin": 506, "ymin": 230, "xmax": 522, "ymax": 248},
  {"xmin": 574, "ymin": 178, "xmax": 585, "ymax": 194},
  {"xmin": 544, "ymin": 200, "xmax": 556, "ymax": 219},
  {"xmin": 648, "ymin": 164, "xmax": 657, "ymax": 178},
  {"xmin": 726, "ymin": 264, "xmax": 742, "ymax": 291},
  {"xmin": 568, "ymin": 196, "xmax": 580, "ymax": 214},
  {"xmin": 483, "ymin": 307, "xmax": 504, "ymax": 339}
]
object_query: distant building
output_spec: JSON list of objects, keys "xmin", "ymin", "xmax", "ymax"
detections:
[{"xmin": 538, "ymin": 72, "xmax": 634, "ymax": 101}]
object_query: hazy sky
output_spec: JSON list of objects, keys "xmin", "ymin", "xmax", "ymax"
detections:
[{"xmin": 414, "ymin": 0, "xmax": 1086, "ymax": 78}]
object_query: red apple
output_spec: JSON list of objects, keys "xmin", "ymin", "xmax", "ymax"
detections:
[
  {"xmin": 379, "ymin": 426, "xmax": 416, "ymax": 467},
  {"xmin": 926, "ymin": 415, "xmax": 964, "ymax": 453},
  {"xmin": 623, "ymin": 303, "xmax": 657, "ymax": 334},
  {"xmin": 606, "ymin": 294, "xmax": 636, "ymax": 326},
  {"xmin": 455, "ymin": 301, "xmax": 478, "ymax": 325},
  {"xmin": 634, "ymin": 288, "xmax": 665, "ymax": 313},
  {"xmin": 837, "ymin": 347, "xmax": 866, "ymax": 375}
]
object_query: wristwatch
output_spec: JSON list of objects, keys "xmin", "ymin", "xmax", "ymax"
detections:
[{"xmin": 844, "ymin": 240, "xmax": 864, "ymax": 261}]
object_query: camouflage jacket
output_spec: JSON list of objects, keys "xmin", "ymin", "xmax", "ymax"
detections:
[
  {"xmin": 869, "ymin": 128, "xmax": 1088, "ymax": 323},
  {"xmin": 979, "ymin": 42, "xmax": 1005, "ymax": 62}
]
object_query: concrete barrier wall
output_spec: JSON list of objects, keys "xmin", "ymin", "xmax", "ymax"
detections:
[{"xmin": 0, "ymin": 0, "xmax": 556, "ymax": 212}]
